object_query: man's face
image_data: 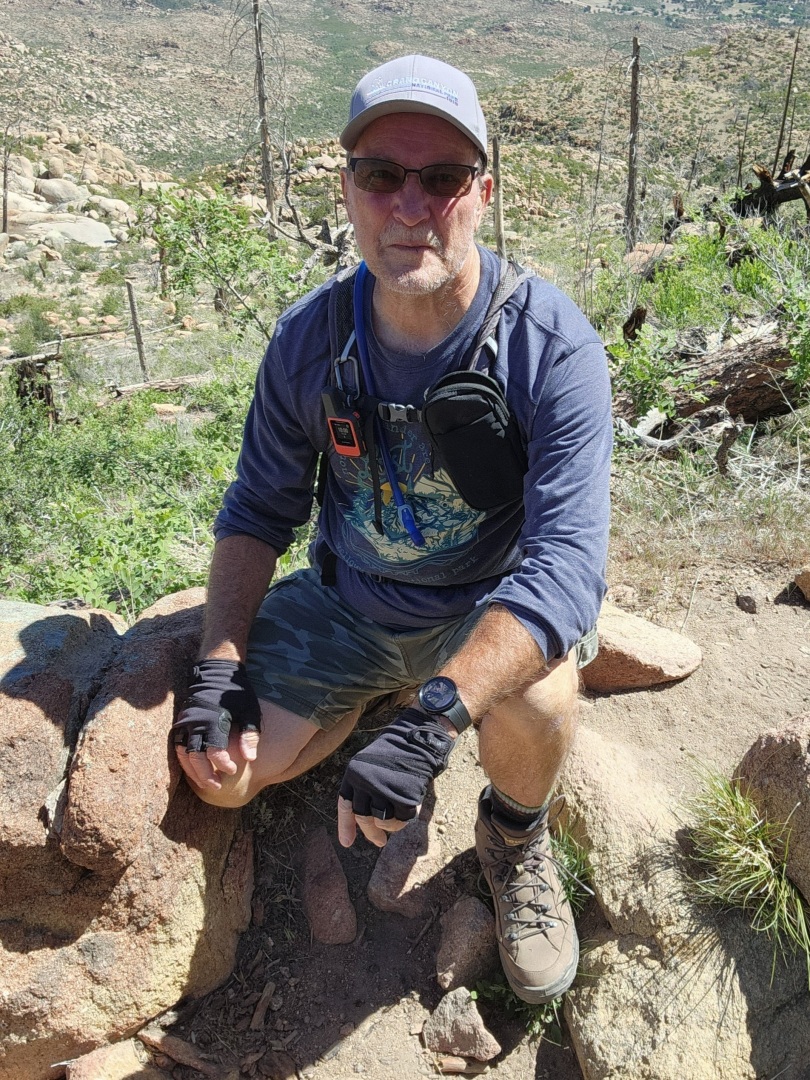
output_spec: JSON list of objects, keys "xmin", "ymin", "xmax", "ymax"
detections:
[{"xmin": 341, "ymin": 113, "xmax": 493, "ymax": 297}]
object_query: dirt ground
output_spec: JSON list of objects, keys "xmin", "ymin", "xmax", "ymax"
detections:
[{"xmin": 165, "ymin": 564, "xmax": 809, "ymax": 1080}]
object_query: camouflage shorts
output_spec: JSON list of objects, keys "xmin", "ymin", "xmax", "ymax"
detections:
[{"xmin": 246, "ymin": 568, "xmax": 598, "ymax": 731}]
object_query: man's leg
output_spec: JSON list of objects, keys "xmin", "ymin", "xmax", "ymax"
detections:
[
  {"xmin": 475, "ymin": 651, "xmax": 580, "ymax": 1004},
  {"xmin": 186, "ymin": 699, "xmax": 363, "ymax": 808},
  {"xmin": 478, "ymin": 651, "xmax": 579, "ymax": 809}
]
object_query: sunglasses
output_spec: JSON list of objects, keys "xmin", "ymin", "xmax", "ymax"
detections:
[{"xmin": 348, "ymin": 157, "xmax": 481, "ymax": 198}]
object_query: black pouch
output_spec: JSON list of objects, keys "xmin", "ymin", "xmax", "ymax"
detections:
[{"xmin": 422, "ymin": 370, "xmax": 527, "ymax": 510}]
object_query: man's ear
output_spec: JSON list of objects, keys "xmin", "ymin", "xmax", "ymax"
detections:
[{"xmin": 476, "ymin": 175, "xmax": 494, "ymax": 225}]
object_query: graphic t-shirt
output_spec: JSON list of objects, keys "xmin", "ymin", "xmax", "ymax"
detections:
[{"xmin": 215, "ymin": 247, "xmax": 613, "ymax": 661}]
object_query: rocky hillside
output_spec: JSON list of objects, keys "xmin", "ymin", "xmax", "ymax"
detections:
[{"xmin": 0, "ymin": 0, "xmax": 786, "ymax": 173}]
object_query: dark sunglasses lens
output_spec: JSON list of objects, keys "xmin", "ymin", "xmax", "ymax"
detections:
[
  {"xmin": 421, "ymin": 165, "xmax": 474, "ymax": 197},
  {"xmin": 352, "ymin": 159, "xmax": 405, "ymax": 193}
]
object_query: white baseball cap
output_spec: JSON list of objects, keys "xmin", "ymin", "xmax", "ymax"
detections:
[{"xmin": 340, "ymin": 54, "xmax": 488, "ymax": 162}]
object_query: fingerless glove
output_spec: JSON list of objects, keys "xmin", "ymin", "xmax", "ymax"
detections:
[
  {"xmin": 173, "ymin": 658, "xmax": 261, "ymax": 753},
  {"xmin": 339, "ymin": 707, "xmax": 455, "ymax": 821}
]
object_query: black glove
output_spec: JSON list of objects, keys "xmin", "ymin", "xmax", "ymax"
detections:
[
  {"xmin": 339, "ymin": 707, "xmax": 455, "ymax": 822},
  {"xmin": 173, "ymin": 658, "xmax": 261, "ymax": 753}
]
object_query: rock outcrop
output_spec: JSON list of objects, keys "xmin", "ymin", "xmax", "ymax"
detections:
[
  {"xmin": 737, "ymin": 713, "xmax": 810, "ymax": 903},
  {"xmin": 560, "ymin": 725, "xmax": 810, "ymax": 1080},
  {"xmin": 0, "ymin": 593, "xmax": 253, "ymax": 1080}
]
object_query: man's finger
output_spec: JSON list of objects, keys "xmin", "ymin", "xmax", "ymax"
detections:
[
  {"xmin": 207, "ymin": 747, "xmax": 238, "ymax": 776},
  {"xmin": 239, "ymin": 729, "xmax": 260, "ymax": 762},
  {"xmin": 175, "ymin": 745, "xmax": 222, "ymax": 790},
  {"xmin": 375, "ymin": 817, "xmax": 410, "ymax": 834},
  {"xmin": 337, "ymin": 796, "xmax": 357, "ymax": 848},
  {"xmin": 354, "ymin": 814, "xmax": 389, "ymax": 848}
]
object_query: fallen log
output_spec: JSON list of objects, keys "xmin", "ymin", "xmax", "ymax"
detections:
[
  {"xmin": 613, "ymin": 324, "xmax": 798, "ymax": 425},
  {"xmin": 107, "ymin": 373, "xmax": 213, "ymax": 398}
]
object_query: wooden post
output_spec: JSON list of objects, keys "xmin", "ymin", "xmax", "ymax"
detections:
[
  {"xmin": 687, "ymin": 121, "xmax": 704, "ymax": 195},
  {"xmin": 1, "ymin": 127, "xmax": 9, "ymax": 237},
  {"xmin": 624, "ymin": 36, "xmax": 640, "ymax": 253},
  {"xmin": 253, "ymin": 0, "xmax": 277, "ymax": 226},
  {"xmin": 126, "ymin": 280, "xmax": 150, "ymax": 380},
  {"xmin": 737, "ymin": 107, "xmax": 751, "ymax": 191},
  {"xmin": 772, "ymin": 28, "xmax": 801, "ymax": 177},
  {"xmin": 492, "ymin": 133, "xmax": 506, "ymax": 259}
]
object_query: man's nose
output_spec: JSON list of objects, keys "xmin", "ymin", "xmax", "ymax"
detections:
[{"xmin": 391, "ymin": 172, "xmax": 430, "ymax": 225}]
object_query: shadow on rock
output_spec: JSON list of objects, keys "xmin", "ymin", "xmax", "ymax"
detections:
[{"xmin": 0, "ymin": 592, "xmax": 254, "ymax": 1080}]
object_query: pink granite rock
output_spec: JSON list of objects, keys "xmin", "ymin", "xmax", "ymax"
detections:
[
  {"xmin": 422, "ymin": 988, "xmax": 501, "ymax": 1062},
  {"xmin": 301, "ymin": 827, "xmax": 357, "ymax": 944},
  {"xmin": 582, "ymin": 601, "xmax": 702, "ymax": 693},
  {"xmin": 738, "ymin": 713, "xmax": 810, "ymax": 904},
  {"xmin": 66, "ymin": 1040, "xmax": 166, "ymax": 1078},
  {"xmin": 0, "ymin": 593, "xmax": 253, "ymax": 1080},
  {"xmin": 367, "ymin": 817, "xmax": 443, "ymax": 919},
  {"xmin": 436, "ymin": 896, "xmax": 498, "ymax": 991},
  {"xmin": 61, "ymin": 589, "xmax": 206, "ymax": 871}
]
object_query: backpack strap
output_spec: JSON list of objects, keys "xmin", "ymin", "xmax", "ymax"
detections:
[
  {"xmin": 465, "ymin": 257, "xmax": 531, "ymax": 372},
  {"xmin": 327, "ymin": 264, "xmax": 359, "ymax": 384},
  {"xmin": 318, "ymin": 266, "xmax": 360, "ymax": 516}
]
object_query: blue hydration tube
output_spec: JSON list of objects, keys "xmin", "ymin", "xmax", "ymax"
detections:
[{"xmin": 352, "ymin": 262, "xmax": 425, "ymax": 548}]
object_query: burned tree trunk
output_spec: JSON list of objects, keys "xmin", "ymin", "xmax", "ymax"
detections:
[
  {"xmin": 732, "ymin": 162, "xmax": 810, "ymax": 218},
  {"xmin": 16, "ymin": 357, "xmax": 57, "ymax": 425},
  {"xmin": 613, "ymin": 328, "xmax": 798, "ymax": 425}
]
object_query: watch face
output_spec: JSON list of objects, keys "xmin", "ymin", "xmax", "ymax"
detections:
[{"xmin": 420, "ymin": 676, "xmax": 457, "ymax": 713}]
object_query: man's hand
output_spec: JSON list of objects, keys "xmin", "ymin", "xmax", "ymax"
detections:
[
  {"xmin": 337, "ymin": 708, "xmax": 454, "ymax": 847},
  {"xmin": 173, "ymin": 658, "xmax": 261, "ymax": 791}
]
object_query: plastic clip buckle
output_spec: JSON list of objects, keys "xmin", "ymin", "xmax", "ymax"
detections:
[{"xmin": 379, "ymin": 402, "xmax": 419, "ymax": 423}]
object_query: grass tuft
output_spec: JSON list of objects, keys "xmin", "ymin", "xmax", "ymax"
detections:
[{"xmin": 686, "ymin": 771, "xmax": 810, "ymax": 983}]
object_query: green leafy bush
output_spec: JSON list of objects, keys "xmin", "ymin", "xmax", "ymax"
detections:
[
  {"xmin": 96, "ymin": 266, "xmax": 127, "ymax": 286},
  {"xmin": 135, "ymin": 190, "xmax": 309, "ymax": 336},
  {"xmin": 608, "ymin": 325, "xmax": 704, "ymax": 418},
  {"xmin": 642, "ymin": 234, "xmax": 731, "ymax": 330}
]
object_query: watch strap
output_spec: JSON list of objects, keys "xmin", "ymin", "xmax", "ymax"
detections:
[{"xmin": 442, "ymin": 695, "xmax": 473, "ymax": 734}]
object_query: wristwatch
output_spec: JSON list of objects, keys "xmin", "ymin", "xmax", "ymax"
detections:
[{"xmin": 417, "ymin": 676, "xmax": 473, "ymax": 734}]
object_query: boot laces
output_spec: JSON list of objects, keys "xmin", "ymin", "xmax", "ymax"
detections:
[
  {"xmin": 485, "ymin": 826, "xmax": 559, "ymax": 942},
  {"xmin": 483, "ymin": 817, "xmax": 591, "ymax": 945}
]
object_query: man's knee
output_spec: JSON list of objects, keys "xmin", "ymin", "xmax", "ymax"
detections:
[
  {"xmin": 487, "ymin": 652, "xmax": 579, "ymax": 730},
  {"xmin": 192, "ymin": 768, "xmax": 283, "ymax": 809}
]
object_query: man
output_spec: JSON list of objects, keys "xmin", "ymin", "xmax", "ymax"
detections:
[{"xmin": 173, "ymin": 54, "xmax": 612, "ymax": 1005}]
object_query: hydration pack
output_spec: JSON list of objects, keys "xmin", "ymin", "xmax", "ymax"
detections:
[{"xmin": 320, "ymin": 257, "xmax": 531, "ymax": 523}]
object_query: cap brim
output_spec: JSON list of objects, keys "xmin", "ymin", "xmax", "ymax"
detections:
[{"xmin": 340, "ymin": 100, "xmax": 487, "ymax": 160}]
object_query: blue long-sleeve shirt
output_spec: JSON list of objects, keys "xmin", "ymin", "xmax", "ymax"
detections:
[{"xmin": 215, "ymin": 247, "xmax": 612, "ymax": 662}]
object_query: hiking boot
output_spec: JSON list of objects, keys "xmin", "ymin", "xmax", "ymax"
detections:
[{"xmin": 475, "ymin": 787, "xmax": 578, "ymax": 1003}]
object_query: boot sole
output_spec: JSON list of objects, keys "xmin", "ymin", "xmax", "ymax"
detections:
[{"xmin": 500, "ymin": 933, "xmax": 580, "ymax": 1004}]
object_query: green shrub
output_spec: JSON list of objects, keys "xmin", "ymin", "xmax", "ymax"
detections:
[
  {"xmin": 96, "ymin": 266, "xmax": 127, "ymax": 286},
  {"xmin": 608, "ymin": 325, "xmax": 704, "ymax": 418},
  {"xmin": 643, "ymin": 234, "xmax": 730, "ymax": 330},
  {"xmin": 99, "ymin": 289, "xmax": 125, "ymax": 317},
  {"xmin": 783, "ymin": 277, "xmax": 810, "ymax": 393},
  {"xmin": 134, "ymin": 189, "xmax": 309, "ymax": 336},
  {"xmin": 6, "ymin": 297, "xmax": 56, "ymax": 356}
]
